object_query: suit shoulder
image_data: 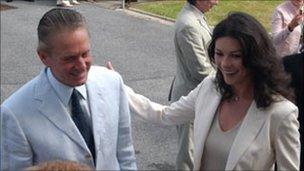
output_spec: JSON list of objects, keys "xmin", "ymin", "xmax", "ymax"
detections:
[
  {"xmin": 268, "ymin": 98, "xmax": 298, "ymax": 122},
  {"xmin": 89, "ymin": 66, "xmax": 121, "ymax": 80},
  {"xmin": 88, "ymin": 66, "xmax": 124, "ymax": 88},
  {"xmin": 275, "ymin": 1, "xmax": 288, "ymax": 12},
  {"xmin": 201, "ymin": 74, "xmax": 216, "ymax": 87},
  {"xmin": 176, "ymin": 16, "xmax": 199, "ymax": 30},
  {"xmin": 195, "ymin": 74, "xmax": 217, "ymax": 94},
  {"xmin": 175, "ymin": 11, "xmax": 199, "ymax": 30},
  {"xmin": 1, "ymin": 75, "xmax": 40, "ymax": 108}
]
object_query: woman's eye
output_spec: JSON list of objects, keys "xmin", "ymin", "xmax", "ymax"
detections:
[
  {"xmin": 215, "ymin": 52, "xmax": 223, "ymax": 56},
  {"xmin": 231, "ymin": 54, "xmax": 242, "ymax": 58}
]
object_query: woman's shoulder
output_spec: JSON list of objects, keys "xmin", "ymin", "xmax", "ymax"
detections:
[
  {"xmin": 195, "ymin": 74, "xmax": 219, "ymax": 96},
  {"xmin": 275, "ymin": 1, "xmax": 291, "ymax": 13},
  {"xmin": 266, "ymin": 96, "xmax": 298, "ymax": 121},
  {"xmin": 199, "ymin": 74, "xmax": 216, "ymax": 88}
]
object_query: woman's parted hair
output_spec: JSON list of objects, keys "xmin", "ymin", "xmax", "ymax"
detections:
[
  {"xmin": 37, "ymin": 8, "xmax": 87, "ymax": 53},
  {"xmin": 207, "ymin": 12, "xmax": 293, "ymax": 109}
]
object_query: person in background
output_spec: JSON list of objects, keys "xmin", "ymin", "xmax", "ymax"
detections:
[
  {"xmin": 57, "ymin": 0, "xmax": 80, "ymax": 7},
  {"xmin": 271, "ymin": 0, "xmax": 304, "ymax": 58},
  {"xmin": 111, "ymin": 12, "xmax": 300, "ymax": 170},
  {"xmin": 1, "ymin": 8, "xmax": 136, "ymax": 170},
  {"xmin": 272, "ymin": 1, "xmax": 304, "ymax": 168},
  {"xmin": 169, "ymin": 0, "xmax": 218, "ymax": 169}
]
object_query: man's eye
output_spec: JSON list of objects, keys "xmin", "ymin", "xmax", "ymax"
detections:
[{"xmin": 63, "ymin": 57, "xmax": 74, "ymax": 61}]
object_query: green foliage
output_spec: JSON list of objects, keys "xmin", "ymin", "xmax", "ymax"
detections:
[
  {"xmin": 132, "ymin": 1, "xmax": 185, "ymax": 19},
  {"xmin": 132, "ymin": 0, "xmax": 283, "ymax": 31}
]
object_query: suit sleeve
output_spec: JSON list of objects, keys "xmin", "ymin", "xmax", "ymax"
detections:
[
  {"xmin": 1, "ymin": 106, "xmax": 33, "ymax": 170},
  {"xmin": 116, "ymin": 76, "xmax": 137, "ymax": 170},
  {"xmin": 176, "ymin": 25, "xmax": 212, "ymax": 82},
  {"xmin": 126, "ymin": 80, "xmax": 202, "ymax": 125},
  {"xmin": 274, "ymin": 108, "xmax": 300, "ymax": 170}
]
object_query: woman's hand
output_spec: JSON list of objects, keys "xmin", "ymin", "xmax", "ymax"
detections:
[
  {"xmin": 106, "ymin": 61, "xmax": 114, "ymax": 71},
  {"xmin": 288, "ymin": 12, "xmax": 304, "ymax": 31}
]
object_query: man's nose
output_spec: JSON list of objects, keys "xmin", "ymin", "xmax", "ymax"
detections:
[{"xmin": 75, "ymin": 57, "xmax": 86, "ymax": 69}]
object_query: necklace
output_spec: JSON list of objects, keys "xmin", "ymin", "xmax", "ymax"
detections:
[{"xmin": 233, "ymin": 96, "xmax": 240, "ymax": 102}]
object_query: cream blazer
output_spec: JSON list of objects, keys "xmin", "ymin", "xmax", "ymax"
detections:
[{"xmin": 127, "ymin": 75, "xmax": 300, "ymax": 170}]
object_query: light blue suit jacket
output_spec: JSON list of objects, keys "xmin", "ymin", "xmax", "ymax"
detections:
[{"xmin": 1, "ymin": 66, "xmax": 137, "ymax": 170}]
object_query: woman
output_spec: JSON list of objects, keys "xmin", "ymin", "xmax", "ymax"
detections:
[
  {"xmin": 116, "ymin": 12, "xmax": 300, "ymax": 170},
  {"xmin": 271, "ymin": 0, "xmax": 304, "ymax": 58}
]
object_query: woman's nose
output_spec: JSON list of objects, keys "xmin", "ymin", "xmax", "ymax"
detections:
[{"xmin": 221, "ymin": 56, "xmax": 231, "ymax": 67}]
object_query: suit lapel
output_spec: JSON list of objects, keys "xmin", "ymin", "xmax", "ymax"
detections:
[
  {"xmin": 86, "ymin": 78, "xmax": 107, "ymax": 155},
  {"xmin": 225, "ymin": 101, "xmax": 267, "ymax": 170},
  {"xmin": 198, "ymin": 18, "xmax": 212, "ymax": 36},
  {"xmin": 185, "ymin": 3, "xmax": 212, "ymax": 36},
  {"xmin": 193, "ymin": 83, "xmax": 222, "ymax": 170},
  {"xmin": 35, "ymin": 69, "xmax": 89, "ymax": 152}
]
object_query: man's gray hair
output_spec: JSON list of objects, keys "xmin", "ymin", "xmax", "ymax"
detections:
[{"xmin": 37, "ymin": 8, "xmax": 87, "ymax": 53}]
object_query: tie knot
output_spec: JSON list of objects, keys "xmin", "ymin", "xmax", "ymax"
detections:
[{"xmin": 72, "ymin": 89, "xmax": 82, "ymax": 101}]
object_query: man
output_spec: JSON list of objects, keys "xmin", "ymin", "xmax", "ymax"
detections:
[
  {"xmin": 283, "ymin": 52, "xmax": 303, "ymax": 169},
  {"xmin": 168, "ymin": 0, "xmax": 218, "ymax": 170},
  {"xmin": 57, "ymin": 0, "xmax": 80, "ymax": 7},
  {"xmin": 1, "ymin": 8, "xmax": 136, "ymax": 170}
]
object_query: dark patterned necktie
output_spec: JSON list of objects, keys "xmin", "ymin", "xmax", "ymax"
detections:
[{"xmin": 71, "ymin": 89, "xmax": 95, "ymax": 163}]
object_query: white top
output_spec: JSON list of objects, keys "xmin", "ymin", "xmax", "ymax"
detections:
[{"xmin": 200, "ymin": 110, "xmax": 241, "ymax": 170}]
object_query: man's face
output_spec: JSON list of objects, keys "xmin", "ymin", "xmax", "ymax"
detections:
[
  {"xmin": 38, "ymin": 27, "xmax": 92, "ymax": 87},
  {"xmin": 195, "ymin": 0, "xmax": 219, "ymax": 13}
]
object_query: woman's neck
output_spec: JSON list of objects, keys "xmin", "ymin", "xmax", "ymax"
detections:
[{"xmin": 231, "ymin": 82, "xmax": 254, "ymax": 101}]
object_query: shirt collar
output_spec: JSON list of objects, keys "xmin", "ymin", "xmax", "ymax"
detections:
[
  {"xmin": 74, "ymin": 84, "xmax": 87, "ymax": 100},
  {"xmin": 187, "ymin": 2, "xmax": 206, "ymax": 21},
  {"xmin": 47, "ymin": 68, "xmax": 87, "ymax": 106}
]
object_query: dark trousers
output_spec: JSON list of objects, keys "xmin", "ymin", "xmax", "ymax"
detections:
[{"xmin": 283, "ymin": 52, "xmax": 304, "ymax": 169}]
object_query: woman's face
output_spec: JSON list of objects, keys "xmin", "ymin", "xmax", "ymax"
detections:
[{"xmin": 214, "ymin": 36, "xmax": 252, "ymax": 88}]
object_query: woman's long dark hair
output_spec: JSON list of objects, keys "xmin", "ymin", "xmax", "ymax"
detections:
[{"xmin": 207, "ymin": 12, "xmax": 294, "ymax": 109}]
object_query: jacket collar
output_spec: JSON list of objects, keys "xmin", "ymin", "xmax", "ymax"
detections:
[
  {"xmin": 184, "ymin": 2, "xmax": 212, "ymax": 36},
  {"xmin": 34, "ymin": 68, "xmax": 96, "ymax": 164},
  {"xmin": 193, "ymin": 78, "xmax": 268, "ymax": 170},
  {"xmin": 225, "ymin": 101, "xmax": 267, "ymax": 170}
]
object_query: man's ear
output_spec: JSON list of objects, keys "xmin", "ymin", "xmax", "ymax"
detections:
[{"xmin": 37, "ymin": 50, "xmax": 51, "ymax": 67}]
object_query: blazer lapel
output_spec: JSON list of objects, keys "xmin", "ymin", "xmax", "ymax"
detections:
[
  {"xmin": 193, "ymin": 83, "xmax": 222, "ymax": 170},
  {"xmin": 86, "ymin": 79, "xmax": 107, "ymax": 156},
  {"xmin": 225, "ymin": 101, "xmax": 268, "ymax": 170},
  {"xmin": 185, "ymin": 2, "xmax": 212, "ymax": 36},
  {"xmin": 198, "ymin": 18, "xmax": 212, "ymax": 36},
  {"xmin": 35, "ymin": 69, "xmax": 89, "ymax": 152}
]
